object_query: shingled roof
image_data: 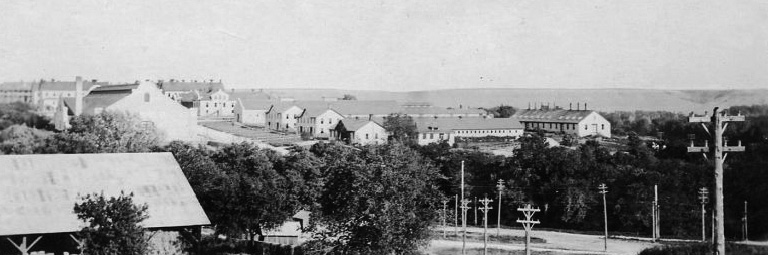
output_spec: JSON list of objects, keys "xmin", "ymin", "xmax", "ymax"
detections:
[
  {"xmin": 512, "ymin": 109, "xmax": 596, "ymax": 124},
  {"xmin": 414, "ymin": 117, "xmax": 523, "ymax": 133},
  {"xmin": 37, "ymin": 80, "xmax": 105, "ymax": 91},
  {"xmin": 160, "ymin": 81, "xmax": 224, "ymax": 92},
  {"xmin": 0, "ymin": 152, "xmax": 210, "ymax": 236}
]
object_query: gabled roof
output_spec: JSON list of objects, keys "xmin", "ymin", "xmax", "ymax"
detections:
[
  {"xmin": 61, "ymin": 84, "xmax": 138, "ymax": 115},
  {"xmin": 37, "ymin": 80, "xmax": 105, "ymax": 91},
  {"xmin": 160, "ymin": 81, "xmax": 224, "ymax": 92},
  {"xmin": 298, "ymin": 106, "xmax": 343, "ymax": 119},
  {"xmin": 400, "ymin": 106, "xmax": 487, "ymax": 116},
  {"xmin": 512, "ymin": 109, "xmax": 596, "ymax": 124},
  {"xmin": 0, "ymin": 152, "xmax": 210, "ymax": 236},
  {"xmin": 237, "ymin": 98, "xmax": 276, "ymax": 111},
  {"xmin": 414, "ymin": 117, "xmax": 523, "ymax": 133},
  {"xmin": 89, "ymin": 84, "xmax": 139, "ymax": 92},
  {"xmin": 336, "ymin": 119, "xmax": 383, "ymax": 131}
]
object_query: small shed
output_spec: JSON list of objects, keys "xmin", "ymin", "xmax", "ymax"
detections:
[{"xmin": 0, "ymin": 152, "xmax": 210, "ymax": 255}]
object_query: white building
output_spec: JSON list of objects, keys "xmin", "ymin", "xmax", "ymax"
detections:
[
  {"xmin": 331, "ymin": 119, "xmax": 388, "ymax": 145},
  {"xmin": 415, "ymin": 118, "xmax": 524, "ymax": 146},
  {"xmin": 55, "ymin": 80, "xmax": 198, "ymax": 142},
  {"xmin": 512, "ymin": 106, "xmax": 611, "ymax": 138},
  {"xmin": 193, "ymin": 89, "xmax": 236, "ymax": 117},
  {"xmin": 34, "ymin": 77, "xmax": 106, "ymax": 116},
  {"xmin": 234, "ymin": 98, "xmax": 275, "ymax": 127},
  {"xmin": 265, "ymin": 103, "xmax": 303, "ymax": 132},
  {"xmin": 296, "ymin": 107, "xmax": 344, "ymax": 139}
]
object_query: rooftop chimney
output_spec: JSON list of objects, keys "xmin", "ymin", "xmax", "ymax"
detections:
[
  {"xmin": 584, "ymin": 103, "xmax": 587, "ymax": 111},
  {"xmin": 75, "ymin": 76, "xmax": 83, "ymax": 116},
  {"xmin": 577, "ymin": 102, "xmax": 580, "ymax": 111},
  {"xmin": 569, "ymin": 103, "xmax": 572, "ymax": 110}
]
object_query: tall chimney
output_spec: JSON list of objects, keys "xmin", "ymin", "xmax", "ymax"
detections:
[
  {"xmin": 584, "ymin": 103, "xmax": 587, "ymax": 111},
  {"xmin": 75, "ymin": 76, "xmax": 83, "ymax": 116},
  {"xmin": 569, "ymin": 103, "xmax": 572, "ymax": 110},
  {"xmin": 577, "ymin": 102, "xmax": 580, "ymax": 111}
]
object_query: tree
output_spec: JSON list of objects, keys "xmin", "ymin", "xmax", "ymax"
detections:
[
  {"xmin": 74, "ymin": 192, "xmax": 149, "ymax": 255},
  {"xmin": 44, "ymin": 111, "xmax": 160, "ymax": 153},
  {"xmin": 0, "ymin": 124, "xmax": 51, "ymax": 154},
  {"xmin": 0, "ymin": 102, "xmax": 51, "ymax": 130},
  {"xmin": 340, "ymin": 94, "xmax": 357, "ymax": 100},
  {"xmin": 307, "ymin": 143, "xmax": 442, "ymax": 254},
  {"xmin": 485, "ymin": 104, "xmax": 517, "ymax": 118},
  {"xmin": 209, "ymin": 142, "xmax": 315, "ymax": 240},
  {"xmin": 382, "ymin": 113, "xmax": 417, "ymax": 144}
]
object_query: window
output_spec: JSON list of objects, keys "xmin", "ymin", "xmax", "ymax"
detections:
[
  {"xmin": 375, "ymin": 133, "xmax": 379, "ymax": 139},
  {"xmin": 321, "ymin": 119, "xmax": 324, "ymax": 124},
  {"xmin": 429, "ymin": 133, "xmax": 434, "ymax": 139},
  {"xmin": 144, "ymin": 93, "xmax": 150, "ymax": 102},
  {"xmin": 584, "ymin": 125, "xmax": 588, "ymax": 130},
  {"xmin": 139, "ymin": 121, "xmax": 154, "ymax": 131},
  {"xmin": 423, "ymin": 133, "xmax": 427, "ymax": 139},
  {"xmin": 365, "ymin": 134, "xmax": 369, "ymax": 139},
  {"xmin": 601, "ymin": 124, "xmax": 605, "ymax": 130}
]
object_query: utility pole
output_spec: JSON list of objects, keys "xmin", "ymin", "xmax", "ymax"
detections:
[
  {"xmin": 460, "ymin": 160, "xmax": 467, "ymax": 255},
  {"xmin": 455, "ymin": 194, "xmax": 458, "ymax": 237},
  {"xmin": 743, "ymin": 201, "xmax": 748, "ymax": 241},
  {"xmin": 688, "ymin": 107, "xmax": 745, "ymax": 255},
  {"xmin": 699, "ymin": 187, "xmax": 709, "ymax": 242},
  {"xmin": 652, "ymin": 185, "xmax": 659, "ymax": 242},
  {"xmin": 474, "ymin": 197, "xmax": 478, "ymax": 226},
  {"xmin": 496, "ymin": 179, "xmax": 504, "ymax": 237},
  {"xmin": 598, "ymin": 183, "xmax": 608, "ymax": 252},
  {"xmin": 517, "ymin": 204, "xmax": 540, "ymax": 255},
  {"xmin": 442, "ymin": 199, "xmax": 448, "ymax": 239},
  {"xmin": 460, "ymin": 199, "xmax": 471, "ymax": 255},
  {"xmin": 479, "ymin": 195, "xmax": 493, "ymax": 255}
]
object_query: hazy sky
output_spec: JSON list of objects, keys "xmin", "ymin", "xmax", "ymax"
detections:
[{"xmin": 1, "ymin": 0, "xmax": 766, "ymax": 91}]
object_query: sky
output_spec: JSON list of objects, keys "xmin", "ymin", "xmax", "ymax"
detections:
[{"xmin": 1, "ymin": 0, "xmax": 766, "ymax": 91}]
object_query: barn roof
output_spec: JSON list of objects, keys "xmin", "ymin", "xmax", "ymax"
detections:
[
  {"xmin": 414, "ymin": 117, "xmax": 523, "ymax": 133},
  {"xmin": 335, "ymin": 119, "xmax": 383, "ymax": 131},
  {"xmin": 160, "ymin": 81, "xmax": 224, "ymax": 92},
  {"xmin": 512, "ymin": 109, "xmax": 596, "ymax": 124},
  {"xmin": 0, "ymin": 152, "xmax": 210, "ymax": 236},
  {"xmin": 37, "ymin": 80, "xmax": 105, "ymax": 91}
]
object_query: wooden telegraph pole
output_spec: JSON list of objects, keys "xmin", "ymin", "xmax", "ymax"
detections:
[
  {"xmin": 598, "ymin": 183, "xmax": 608, "ymax": 252},
  {"xmin": 479, "ymin": 195, "xmax": 493, "ymax": 255},
  {"xmin": 460, "ymin": 199, "xmax": 471, "ymax": 255},
  {"xmin": 699, "ymin": 187, "xmax": 709, "ymax": 242},
  {"xmin": 743, "ymin": 201, "xmax": 748, "ymax": 241},
  {"xmin": 517, "ymin": 204, "xmax": 540, "ymax": 255},
  {"xmin": 460, "ymin": 160, "xmax": 468, "ymax": 255},
  {"xmin": 455, "ymin": 194, "xmax": 459, "ymax": 237},
  {"xmin": 442, "ymin": 199, "xmax": 448, "ymax": 239},
  {"xmin": 496, "ymin": 179, "xmax": 504, "ymax": 237},
  {"xmin": 688, "ymin": 107, "xmax": 745, "ymax": 255}
]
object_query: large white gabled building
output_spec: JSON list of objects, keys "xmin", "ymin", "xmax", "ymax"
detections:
[
  {"xmin": 415, "ymin": 118, "xmax": 524, "ymax": 146},
  {"xmin": 511, "ymin": 105, "xmax": 611, "ymax": 138}
]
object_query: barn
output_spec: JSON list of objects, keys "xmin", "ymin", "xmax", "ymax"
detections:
[{"xmin": 0, "ymin": 153, "xmax": 210, "ymax": 255}]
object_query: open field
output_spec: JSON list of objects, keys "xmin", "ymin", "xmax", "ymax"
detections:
[
  {"xmin": 430, "ymin": 226, "xmax": 658, "ymax": 255},
  {"xmin": 258, "ymin": 88, "xmax": 768, "ymax": 112}
]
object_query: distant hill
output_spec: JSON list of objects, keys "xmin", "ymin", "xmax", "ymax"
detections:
[{"xmin": 261, "ymin": 88, "xmax": 768, "ymax": 113}]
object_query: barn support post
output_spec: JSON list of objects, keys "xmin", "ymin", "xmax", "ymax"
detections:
[{"xmin": 7, "ymin": 236, "xmax": 43, "ymax": 255}]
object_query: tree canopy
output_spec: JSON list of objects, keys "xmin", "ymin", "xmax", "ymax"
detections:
[{"xmin": 74, "ymin": 192, "xmax": 149, "ymax": 255}]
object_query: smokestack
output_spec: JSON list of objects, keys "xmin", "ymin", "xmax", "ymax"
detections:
[
  {"xmin": 569, "ymin": 103, "xmax": 572, "ymax": 110},
  {"xmin": 75, "ymin": 76, "xmax": 83, "ymax": 116},
  {"xmin": 584, "ymin": 103, "xmax": 587, "ymax": 111},
  {"xmin": 528, "ymin": 102, "xmax": 531, "ymax": 110},
  {"xmin": 577, "ymin": 102, "xmax": 580, "ymax": 111}
]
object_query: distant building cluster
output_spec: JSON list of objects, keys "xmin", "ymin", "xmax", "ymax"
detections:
[{"xmin": 1, "ymin": 77, "xmax": 612, "ymax": 146}]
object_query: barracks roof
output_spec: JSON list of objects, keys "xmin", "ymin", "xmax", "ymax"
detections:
[
  {"xmin": 335, "ymin": 119, "xmax": 383, "ymax": 131},
  {"xmin": 160, "ymin": 81, "xmax": 224, "ymax": 92},
  {"xmin": 0, "ymin": 152, "xmax": 210, "ymax": 236},
  {"xmin": 414, "ymin": 117, "xmax": 523, "ymax": 133},
  {"xmin": 37, "ymin": 80, "xmax": 106, "ymax": 91},
  {"xmin": 512, "ymin": 109, "xmax": 597, "ymax": 124}
]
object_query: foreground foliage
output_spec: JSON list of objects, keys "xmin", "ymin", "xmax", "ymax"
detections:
[
  {"xmin": 639, "ymin": 243, "xmax": 768, "ymax": 255},
  {"xmin": 74, "ymin": 192, "xmax": 149, "ymax": 255}
]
